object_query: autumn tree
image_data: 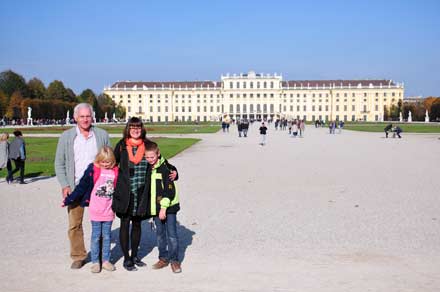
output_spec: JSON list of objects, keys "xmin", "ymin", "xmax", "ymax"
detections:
[
  {"xmin": 6, "ymin": 91, "xmax": 24, "ymax": 118},
  {"xmin": 0, "ymin": 90, "xmax": 7, "ymax": 117}
]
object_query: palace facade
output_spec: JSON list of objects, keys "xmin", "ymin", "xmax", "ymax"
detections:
[{"xmin": 103, "ymin": 71, "xmax": 404, "ymax": 122}]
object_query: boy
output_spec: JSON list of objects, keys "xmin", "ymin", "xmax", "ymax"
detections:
[{"xmin": 144, "ymin": 141, "xmax": 182, "ymax": 273}]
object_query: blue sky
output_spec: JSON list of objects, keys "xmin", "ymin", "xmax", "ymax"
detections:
[{"xmin": 1, "ymin": 0, "xmax": 439, "ymax": 97}]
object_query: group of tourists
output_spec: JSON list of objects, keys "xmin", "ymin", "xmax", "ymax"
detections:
[
  {"xmin": 236, "ymin": 119, "xmax": 250, "ymax": 137},
  {"xmin": 328, "ymin": 120, "xmax": 344, "ymax": 134},
  {"xmin": 55, "ymin": 103, "xmax": 182, "ymax": 274},
  {"xmin": 0, "ymin": 130, "xmax": 26, "ymax": 184}
]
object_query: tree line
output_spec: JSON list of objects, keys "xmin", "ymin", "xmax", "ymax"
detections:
[
  {"xmin": 0, "ymin": 70, "xmax": 125, "ymax": 121},
  {"xmin": 399, "ymin": 97, "xmax": 440, "ymax": 122}
]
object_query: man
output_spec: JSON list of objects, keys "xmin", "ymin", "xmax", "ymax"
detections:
[
  {"xmin": 384, "ymin": 123, "xmax": 393, "ymax": 138},
  {"xmin": 241, "ymin": 119, "xmax": 249, "ymax": 137},
  {"xmin": 8, "ymin": 130, "xmax": 26, "ymax": 184},
  {"xmin": 55, "ymin": 103, "xmax": 110, "ymax": 269}
]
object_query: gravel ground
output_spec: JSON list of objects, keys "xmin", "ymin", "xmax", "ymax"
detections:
[{"xmin": 0, "ymin": 124, "xmax": 439, "ymax": 292}]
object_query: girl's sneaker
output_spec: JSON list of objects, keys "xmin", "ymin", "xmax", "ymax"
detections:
[
  {"xmin": 102, "ymin": 261, "xmax": 115, "ymax": 271},
  {"xmin": 91, "ymin": 263, "xmax": 101, "ymax": 273}
]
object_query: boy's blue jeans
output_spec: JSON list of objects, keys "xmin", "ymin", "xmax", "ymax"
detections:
[
  {"xmin": 91, "ymin": 221, "xmax": 112, "ymax": 263},
  {"xmin": 154, "ymin": 214, "xmax": 179, "ymax": 263}
]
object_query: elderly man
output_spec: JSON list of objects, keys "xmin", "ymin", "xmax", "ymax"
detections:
[{"xmin": 55, "ymin": 103, "xmax": 110, "ymax": 269}]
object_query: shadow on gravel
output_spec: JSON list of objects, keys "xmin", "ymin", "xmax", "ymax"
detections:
[{"xmin": 106, "ymin": 220, "xmax": 195, "ymax": 265}]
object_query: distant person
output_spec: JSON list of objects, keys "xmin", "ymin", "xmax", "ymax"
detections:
[
  {"xmin": 299, "ymin": 120, "xmax": 305, "ymax": 138},
  {"xmin": 291, "ymin": 120, "xmax": 298, "ymax": 137},
  {"xmin": 144, "ymin": 141, "xmax": 182, "ymax": 273},
  {"xmin": 259, "ymin": 122, "xmax": 268, "ymax": 146},
  {"xmin": 338, "ymin": 121, "xmax": 344, "ymax": 134},
  {"xmin": 55, "ymin": 103, "xmax": 110, "ymax": 270},
  {"xmin": 384, "ymin": 123, "xmax": 393, "ymax": 138},
  {"xmin": 62, "ymin": 146, "xmax": 118, "ymax": 273},
  {"xmin": 394, "ymin": 126, "xmax": 402, "ymax": 138},
  {"xmin": 237, "ymin": 120, "xmax": 243, "ymax": 137},
  {"xmin": 241, "ymin": 119, "xmax": 249, "ymax": 137},
  {"xmin": 0, "ymin": 133, "xmax": 12, "ymax": 183},
  {"xmin": 8, "ymin": 130, "xmax": 26, "ymax": 184}
]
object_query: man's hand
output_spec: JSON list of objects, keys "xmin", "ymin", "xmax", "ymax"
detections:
[
  {"xmin": 159, "ymin": 208, "xmax": 167, "ymax": 220},
  {"xmin": 62, "ymin": 187, "xmax": 71, "ymax": 199},
  {"xmin": 169, "ymin": 171, "xmax": 177, "ymax": 181}
]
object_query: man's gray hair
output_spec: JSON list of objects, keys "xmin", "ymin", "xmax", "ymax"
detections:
[{"xmin": 73, "ymin": 103, "xmax": 93, "ymax": 118}]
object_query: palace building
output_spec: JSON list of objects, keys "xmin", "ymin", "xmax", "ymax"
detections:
[{"xmin": 103, "ymin": 71, "xmax": 404, "ymax": 122}]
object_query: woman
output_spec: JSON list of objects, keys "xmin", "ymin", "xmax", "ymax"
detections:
[
  {"xmin": 112, "ymin": 117, "xmax": 177, "ymax": 271},
  {"xmin": 0, "ymin": 133, "xmax": 12, "ymax": 183}
]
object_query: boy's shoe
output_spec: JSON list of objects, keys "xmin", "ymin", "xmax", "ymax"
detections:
[
  {"xmin": 70, "ymin": 260, "xmax": 84, "ymax": 269},
  {"xmin": 171, "ymin": 262, "xmax": 182, "ymax": 273},
  {"xmin": 102, "ymin": 261, "xmax": 115, "ymax": 271},
  {"xmin": 123, "ymin": 259, "xmax": 137, "ymax": 271},
  {"xmin": 133, "ymin": 257, "xmax": 146, "ymax": 267},
  {"xmin": 152, "ymin": 259, "xmax": 169, "ymax": 270},
  {"xmin": 91, "ymin": 263, "xmax": 101, "ymax": 273}
]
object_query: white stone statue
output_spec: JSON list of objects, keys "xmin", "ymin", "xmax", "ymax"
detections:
[
  {"xmin": 112, "ymin": 112, "xmax": 116, "ymax": 122},
  {"xmin": 399, "ymin": 111, "xmax": 403, "ymax": 122},
  {"xmin": 425, "ymin": 110, "xmax": 429, "ymax": 123},
  {"xmin": 93, "ymin": 111, "xmax": 96, "ymax": 123},
  {"xmin": 105, "ymin": 112, "xmax": 108, "ymax": 122},
  {"xmin": 27, "ymin": 107, "xmax": 33, "ymax": 126},
  {"xmin": 408, "ymin": 111, "xmax": 412, "ymax": 122},
  {"xmin": 66, "ymin": 110, "xmax": 70, "ymax": 125}
]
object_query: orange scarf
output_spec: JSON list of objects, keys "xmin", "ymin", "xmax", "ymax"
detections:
[{"xmin": 125, "ymin": 138, "xmax": 145, "ymax": 165}]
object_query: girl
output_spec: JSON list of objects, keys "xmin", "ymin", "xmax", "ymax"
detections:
[{"xmin": 62, "ymin": 146, "xmax": 119, "ymax": 273}]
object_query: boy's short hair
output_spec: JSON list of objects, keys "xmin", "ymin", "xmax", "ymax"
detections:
[
  {"xmin": 94, "ymin": 146, "xmax": 116, "ymax": 168},
  {"xmin": 13, "ymin": 130, "xmax": 22, "ymax": 137},
  {"xmin": 145, "ymin": 141, "xmax": 159, "ymax": 153}
]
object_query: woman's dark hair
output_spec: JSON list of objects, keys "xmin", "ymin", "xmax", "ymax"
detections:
[{"xmin": 123, "ymin": 117, "xmax": 147, "ymax": 140}]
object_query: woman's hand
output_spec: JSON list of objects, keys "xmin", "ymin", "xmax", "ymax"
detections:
[{"xmin": 169, "ymin": 170, "xmax": 177, "ymax": 181}]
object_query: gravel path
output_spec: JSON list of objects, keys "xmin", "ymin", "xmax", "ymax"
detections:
[{"xmin": 1, "ymin": 125, "xmax": 439, "ymax": 292}]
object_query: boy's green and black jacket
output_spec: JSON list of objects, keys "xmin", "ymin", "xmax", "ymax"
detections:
[{"xmin": 146, "ymin": 156, "xmax": 180, "ymax": 217}]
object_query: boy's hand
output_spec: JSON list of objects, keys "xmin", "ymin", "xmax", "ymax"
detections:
[
  {"xmin": 159, "ymin": 208, "xmax": 167, "ymax": 220},
  {"xmin": 61, "ymin": 201, "xmax": 66, "ymax": 207},
  {"xmin": 169, "ymin": 171, "xmax": 177, "ymax": 181}
]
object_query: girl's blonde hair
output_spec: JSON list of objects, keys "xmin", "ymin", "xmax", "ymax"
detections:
[
  {"xmin": 94, "ymin": 146, "xmax": 116, "ymax": 168},
  {"xmin": 0, "ymin": 133, "xmax": 9, "ymax": 142}
]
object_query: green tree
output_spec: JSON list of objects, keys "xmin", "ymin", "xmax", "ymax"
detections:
[
  {"xmin": 97, "ymin": 93, "xmax": 115, "ymax": 119},
  {"xmin": 79, "ymin": 89, "xmax": 96, "ymax": 103},
  {"xmin": 27, "ymin": 77, "xmax": 46, "ymax": 99},
  {"xmin": 46, "ymin": 80, "xmax": 70, "ymax": 101},
  {"xmin": 79, "ymin": 89, "xmax": 101, "ymax": 118},
  {"xmin": 115, "ymin": 101, "xmax": 126, "ymax": 120},
  {"xmin": 6, "ymin": 91, "xmax": 24, "ymax": 119},
  {"xmin": 66, "ymin": 88, "xmax": 78, "ymax": 103},
  {"xmin": 0, "ymin": 70, "xmax": 29, "ymax": 99},
  {"xmin": 383, "ymin": 105, "xmax": 389, "ymax": 121}
]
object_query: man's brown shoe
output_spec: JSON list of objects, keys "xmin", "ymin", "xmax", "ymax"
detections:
[
  {"xmin": 152, "ymin": 259, "xmax": 169, "ymax": 270},
  {"xmin": 70, "ymin": 260, "xmax": 84, "ymax": 269},
  {"xmin": 171, "ymin": 262, "xmax": 182, "ymax": 273}
]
